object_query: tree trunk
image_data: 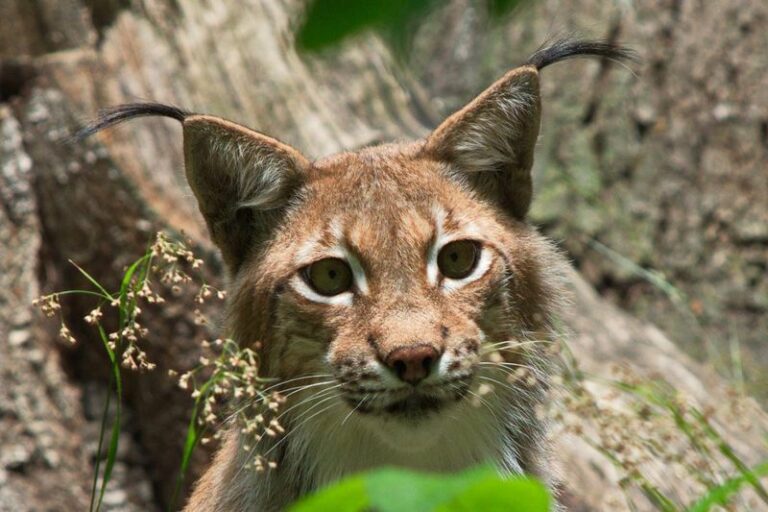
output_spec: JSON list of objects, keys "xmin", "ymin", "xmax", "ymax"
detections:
[
  {"xmin": 411, "ymin": 0, "xmax": 768, "ymax": 397},
  {"xmin": 0, "ymin": 1, "xmax": 765, "ymax": 511}
]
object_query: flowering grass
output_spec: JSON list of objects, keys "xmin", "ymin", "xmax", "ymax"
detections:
[
  {"xmin": 36, "ymin": 232, "xmax": 767, "ymax": 511},
  {"xmin": 34, "ymin": 233, "xmax": 281, "ymax": 512}
]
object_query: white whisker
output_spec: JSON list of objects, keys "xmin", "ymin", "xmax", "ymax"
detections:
[
  {"xmin": 216, "ymin": 380, "xmax": 337, "ymax": 430},
  {"xmin": 479, "ymin": 361, "xmax": 536, "ymax": 370},
  {"xmin": 274, "ymin": 384, "xmax": 343, "ymax": 423},
  {"xmin": 480, "ymin": 339, "xmax": 552, "ymax": 354},
  {"xmin": 463, "ymin": 386, "xmax": 502, "ymax": 424},
  {"xmin": 231, "ymin": 389, "xmax": 341, "ymax": 482},
  {"xmin": 264, "ymin": 400, "xmax": 341, "ymax": 458},
  {"xmin": 258, "ymin": 373, "xmax": 334, "ymax": 395},
  {"xmin": 478, "ymin": 375, "xmax": 539, "ymax": 398},
  {"xmin": 340, "ymin": 396, "xmax": 367, "ymax": 427}
]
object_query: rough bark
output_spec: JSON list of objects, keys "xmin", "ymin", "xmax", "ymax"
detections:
[
  {"xmin": 412, "ymin": 0, "xmax": 768, "ymax": 398},
  {"xmin": 0, "ymin": 1, "xmax": 765, "ymax": 510}
]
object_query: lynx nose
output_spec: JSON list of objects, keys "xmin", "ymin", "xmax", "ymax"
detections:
[{"xmin": 385, "ymin": 345, "xmax": 441, "ymax": 385}]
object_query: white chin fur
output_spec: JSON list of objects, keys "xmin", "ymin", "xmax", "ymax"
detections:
[
  {"xmin": 283, "ymin": 388, "xmax": 519, "ymax": 482},
  {"xmin": 356, "ymin": 404, "xmax": 460, "ymax": 452}
]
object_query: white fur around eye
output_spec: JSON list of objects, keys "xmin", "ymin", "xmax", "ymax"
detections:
[
  {"xmin": 290, "ymin": 243, "xmax": 368, "ymax": 306},
  {"xmin": 441, "ymin": 244, "xmax": 492, "ymax": 292},
  {"xmin": 340, "ymin": 248, "xmax": 369, "ymax": 295},
  {"xmin": 426, "ymin": 207, "xmax": 447, "ymax": 287},
  {"xmin": 427, "ymin": 237, "xmax": 493, "ymax": 292},
  {"xmin": 290, "ymin": 274, "xmax": 354, "ymax": 306},
  {"xmin": 427, "ymin": 207, "xmax": 493, "ymax": 292}
]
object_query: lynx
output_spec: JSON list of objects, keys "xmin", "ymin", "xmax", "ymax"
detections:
[{"xmin": 82, "ymin": 38, "xmax": 633, "ymax": 511}]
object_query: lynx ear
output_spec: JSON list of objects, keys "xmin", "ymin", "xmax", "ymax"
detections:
[
  {"xmin": 76, "ymin": 103, "xmax": 308, "ymax": 271},
  {"xmin": 182, "ymin": 115, "xmax": 309, "ymax": 270},
  {"xmin": 424, "ymin": 66, "xmax": 541, "ymax": 219},
  {"xmin": 425, "ymin": 38, "xmax": 637, "ymax": 219}
]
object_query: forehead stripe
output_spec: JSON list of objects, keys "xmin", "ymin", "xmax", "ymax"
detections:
[{"xmin": 426, "ymin": 206, "xmax": 447, "ymax": 286}]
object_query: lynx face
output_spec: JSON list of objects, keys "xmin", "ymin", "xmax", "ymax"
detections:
[
  {"xmin": 176, "ymin": 66, "xmax": 568, "ymax": 460},
  {"xmin": 220, "ymin": 148, "xmax": 565, "ymax": 470},
  {"xmin": 232, "ymin": 147, "xmax": 558, "ymax": 430}
]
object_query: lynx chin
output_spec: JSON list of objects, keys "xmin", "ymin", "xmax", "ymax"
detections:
[{"xmin": 81, "ymin": 38, "xmax": 635, "ymax": 511}]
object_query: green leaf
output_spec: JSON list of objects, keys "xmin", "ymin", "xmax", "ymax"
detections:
[
  {"xmin": 437, "ymin": 477, "xmax": 549, "ymax": 511},
  {"xmin": 296, "ymin": 0, "xmax": 435, "ymax": 54},
  {"xmin": 289, "ymin": 467, "xmax": 549, "ymax": 512},
  {"xmin": 297, "ymin": 0, "xmax": 529, "ymax": 56},
  {"xmin": 366, "ymin": 467, "xmax": 469, "ymax": 511},
  {"xmin": 289, "ymin": 475, "xmax": 369, "ymax": 512},
  {"xmin": 487, "ymin": 0, "xmax": 523, "ymax": 18}
]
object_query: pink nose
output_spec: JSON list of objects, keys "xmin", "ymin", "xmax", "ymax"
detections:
[{"xmin": 385, "ymin": 345, "xmax": 441, "ymax": 384}]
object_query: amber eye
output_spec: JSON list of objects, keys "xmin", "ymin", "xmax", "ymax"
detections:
[
  {"xmin": 304, "ymin": 258, "xmax": 353, "ymax": 296},
  {"xmin": 437, "ymin": 240, "xmax": 480, "ymax": 279}
]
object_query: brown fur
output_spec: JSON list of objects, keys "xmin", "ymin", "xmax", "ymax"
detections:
[
  {"xmin": 182, "ymin": 65, "xmax": 567, "ymax": 510},
  {"xmin": 79, "ymin": 38, "xmax": 633, "ymax": 512}
]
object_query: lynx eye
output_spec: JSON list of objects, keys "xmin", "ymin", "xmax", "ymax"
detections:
[
  {"xmin": 304, "ymin": 258, "xmax": 353, "ymax": 296},
  {"xmin": 437, "ymin": 240, "xmax": 480, "ymax": 279}
]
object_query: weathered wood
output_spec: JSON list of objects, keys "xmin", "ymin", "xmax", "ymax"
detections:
[
  {"xmin": 412, "ymin": 0, "xmax": 768, "ymax": 395},
  {"xmin": 0, "ymin": 103, "xmax": 156, "ymax": 512},
  {"xmin": 1, "ymin": 0, "xmax": 766, "ymax": 510},
  {"xmin": 0, "ymin": 105, "xmax": 91, "ymax": 511}
]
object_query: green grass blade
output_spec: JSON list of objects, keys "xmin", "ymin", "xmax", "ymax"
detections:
[
  {"xmin": 118, "ymin": 254, "xmax": 150, "ymax": 327},
  {"xmin": 69, "ymin": 260, "xmax": 113, "ymax": 299},
  {"xmin": 587, "ymin": 240, "xmax": 684, "ymax": 303},
  {"xmin": 688, "ymin": 461, "xmax": 768, "ymax": 512},
  {"xmin": 89, "ymin": 377, "xmax": 112, "ymax": 512},
  {"xmin": 581, "ymin": 434, "xmax": 678, "ymax": 512},
  {"xmin": 89, "ymin": 325, "xmax": 117, "ymax": 512},
  {"xmin": 95, "ymin": 402, "xmax": 122, "ymax": 512},
  {"xmin": 168, "ymin": 398, "xmax": 203, "ymax": 511},
  {"xmin": 689, "ymin": 409, "xmax": 768, "ymax": 505},
  {"xmin": 54, "ymin": 289, "xmax": 113, "ymax": 301},
  {"xmin": 168, "ymin": 375, "xmax": 223, "ymax": 511},
  {"xmin": 92, "ymin": 325, "xmax": 123, "ymax": 512},
  {"xmin": 96, "ymin": 324, "xmax": 116, "ymax": 364}
]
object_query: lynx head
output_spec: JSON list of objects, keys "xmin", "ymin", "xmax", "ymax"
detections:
[
  {"xmin": 82, "ymin": 39, "xmax": 634, "ymax": 465},
  {"xmin": 200, "ymin": 64, "xmax": 555, "ymax": 430}
]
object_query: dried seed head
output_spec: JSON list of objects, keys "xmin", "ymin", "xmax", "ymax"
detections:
[{"xmin": 59, "ymin": 323, "xmax": 76, "ymax": 344}]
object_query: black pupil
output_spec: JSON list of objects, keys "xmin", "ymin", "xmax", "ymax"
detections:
[
  {"xmin": 450, "ymin": 251, "xmax": 459, "ymax": 262},
  {"xmin": 328, "ymin": 269, "xmax": 337, "ymax": 280}
]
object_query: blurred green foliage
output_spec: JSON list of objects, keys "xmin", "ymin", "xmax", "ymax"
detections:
[
  {"xmin": 288, "ymin": 466, "xmax": 550, "ymax": 512},
  {"xmin": 296, "ymin": 0, "xmax": 523, "ymax": 56}
]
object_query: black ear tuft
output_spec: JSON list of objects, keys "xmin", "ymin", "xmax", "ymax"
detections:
[
  {"xmin": 526, "ymin": 38, "xmax": 638, "ymax": 70},
  {"xmin": 75, "ymin": 102, "xmax": 190, "ymax": 141}
]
